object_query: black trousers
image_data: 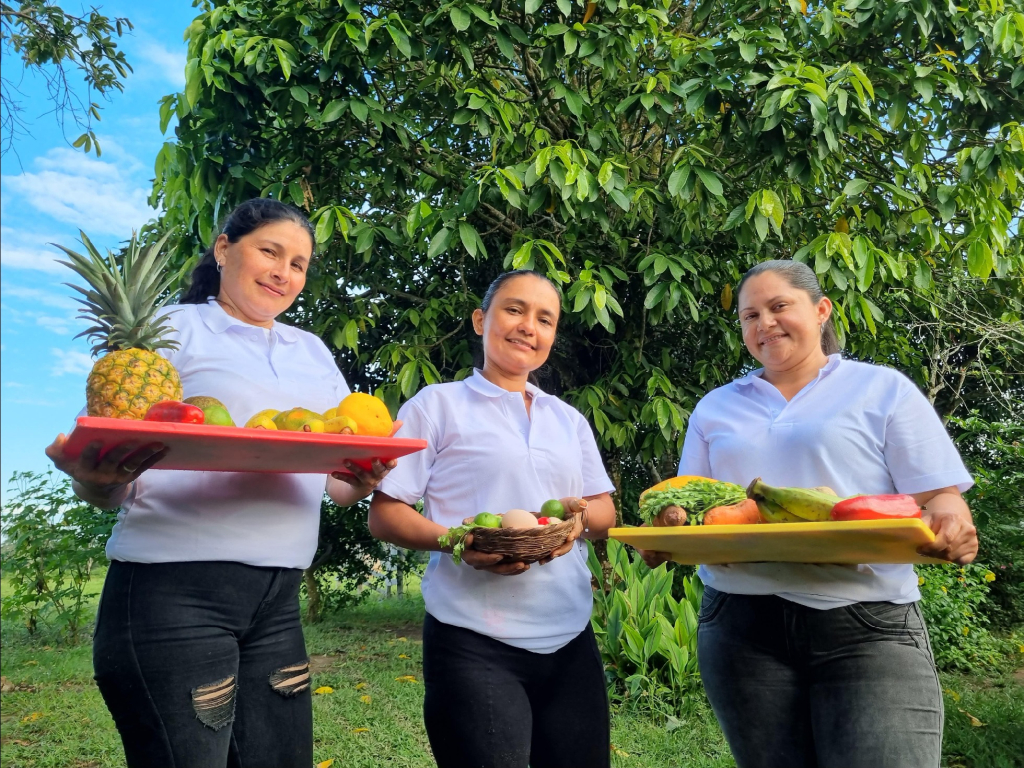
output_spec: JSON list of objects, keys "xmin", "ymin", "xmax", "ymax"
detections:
[
  {"xmin": 697, "ymin": 587, "xmax": 943, "ymax": 768},
  {"xmin": 422, "ymin": 613, "xmax": 610, "ymax": 768},
  {"xmin": 93, "ymin": 560, "xmax": 312, "ymax": 768}
]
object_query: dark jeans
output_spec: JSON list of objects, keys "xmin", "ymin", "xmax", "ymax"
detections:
[
  {"xmin": 93, "ymin": 560, "xmax": 312, "ymax": 768},
  {"xmin": 697, "ymin": 586, "xmax": 943, "ymax": 768},
  {"xmin": 422, "ymin": 613, "xmax": 610, "ymax": 768}
]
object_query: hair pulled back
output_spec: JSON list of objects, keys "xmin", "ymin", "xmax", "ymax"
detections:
[
  {"xmin": 736, "ymin": 260, "xmax": 842, "ymax": 356},
  {"xmin": 475, "ymin": 270, "xmax": 562, "ymax": 385},
  {"xmin": 180, "ymin": 198, "xmax": 316, "ymax": 304}
]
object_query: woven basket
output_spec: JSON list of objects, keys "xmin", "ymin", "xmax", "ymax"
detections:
[{"xmin": 467, "ymin": 512, "xmax": 584, "ymax": 564}]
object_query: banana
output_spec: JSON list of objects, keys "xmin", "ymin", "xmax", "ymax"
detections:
[
  {"xmin": 746, "ymin": 478, "xmax": 840, "ymax": 522},
  {"xmin": 754, "ymin": 497, "xmax": 807, "ymax": 523}
]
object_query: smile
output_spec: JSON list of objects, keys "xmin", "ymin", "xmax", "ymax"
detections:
[
  {"xmin": 257, "ymin": 281, "xmax": 285, "ymax": 297},
  {"xmin": 760, "ymin": 333, "xmax": 787, "ymax": 346},
  {"xmin": 506, "ymin": 338, "xmax": 535, "ymax": 351}
]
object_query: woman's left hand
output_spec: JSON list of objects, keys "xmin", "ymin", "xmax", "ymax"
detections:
[
  {"xmin": 915, "ymin": 487, "xmax": 978, "ymax": 565},
  {"xmin": 537, "ymin": 497, "xmax": 588, "ymax": 565}
]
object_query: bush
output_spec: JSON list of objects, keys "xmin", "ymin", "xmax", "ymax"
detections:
[
  {"xmin": 917, "ymin": 563, "xmax": 1005, "ymax": 672},
  {"xmin": 0, "ymin": 471, "xmax": 113, "ymax": 644},
  {"xmin": 587, "ymin": 538, "xmax": 703, "ymax": 717},
  {"xmin": 951, "ymin": 417, "xmax": 1024, "ymax": 631},
  {"xmin": 302, "ymin": 496, "xmax": 421, "ymax": 621}
]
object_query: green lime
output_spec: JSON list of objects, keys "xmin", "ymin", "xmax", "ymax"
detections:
[
  {"xmin": 540, "ymin": 499, "xmax": 565, "ymax": 520},
  {"xmin": 472, "ymin": 512, "xmax": 502, "ymax": 528}
]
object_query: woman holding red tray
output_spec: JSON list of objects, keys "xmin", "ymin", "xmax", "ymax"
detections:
[
  {"xmin": 45, "ymin": 199, "xmax": 391, "ymax": 768},
  {"xmin": 638, "ymin": 260, "xmax": 977, "ymax": 768}
]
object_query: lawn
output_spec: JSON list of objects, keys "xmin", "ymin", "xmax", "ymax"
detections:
[{"xmin": 1, "ymin": 579, "xmax": 1021, "ymax": 768}]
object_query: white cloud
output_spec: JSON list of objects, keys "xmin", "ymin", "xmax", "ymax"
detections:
[
  {"xmin": 1, "ymin": 145, "xmax": 156, "ymax": 236},
  {"xmin": 134, "ymin": 38, "xmax": 186, "ymax": 89},
  {"xmin": 36, "ymin": 314, "xmax": 76, "ymax": 335},
  {"xmin": 0, "ymin": 227, "xmax": 69, "ymax": 274},
  {"xmin": 1, "ymin": 284, "xmax": 77, "ymax": 310},
  {"xmin": 51, "ymin": 348, "xmax": 95, "ymax": 376}
]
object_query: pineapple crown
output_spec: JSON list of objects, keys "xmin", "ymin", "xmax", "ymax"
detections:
[{"xmin": 55, "ymin": 231, "xmax": 182, "ymax": 356}]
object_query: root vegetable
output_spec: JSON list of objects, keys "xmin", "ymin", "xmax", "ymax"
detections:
[
  {"xmin": 704, "ymin": 499, "xmax": 763, "ymax": 525},
  {"xmin": 653, "ymin": 505, "xmax": 687, "ymax": 527}
]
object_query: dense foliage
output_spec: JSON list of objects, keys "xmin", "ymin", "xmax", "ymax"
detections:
[
  {"xmin": 0, "ymin": 0, "xmax": 133, "ymax": 156},
  {"xmin": 150, "ymin": 0, "xmax": 1023, "ymax": 504},
  {"xmin": 0, "ymin": 471, "xmax": 114, "ymax": 643}
]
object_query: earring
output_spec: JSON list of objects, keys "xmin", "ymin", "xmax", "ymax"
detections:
[{"xmin": 216, "ymin": 261, "xmax": 223, "ymax": 273}]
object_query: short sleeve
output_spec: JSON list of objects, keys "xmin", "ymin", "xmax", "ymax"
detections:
[
  {"xmin": 883, "ymin": 379, "xmax": 973, "ymax": 494},
  {"xmin": 376, "ymin": 399, "xmax": 438, "ymax": 505},
  {"xmin": 678, "ymin": 410, "xmax": 712, "ymax": 478},
  {"xmin": 575, "ymin": 414, "xmax": 616, "ymax": 497}
]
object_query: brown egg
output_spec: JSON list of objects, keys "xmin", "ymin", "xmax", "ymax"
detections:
[{"xmin": 501, "ymin": 509, "xmax": 539, "ymax": 529}]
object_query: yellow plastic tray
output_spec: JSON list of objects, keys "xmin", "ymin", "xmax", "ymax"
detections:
[{"xmin": 609, "ymin": 518, "xmax": 944, "ymax": 565}]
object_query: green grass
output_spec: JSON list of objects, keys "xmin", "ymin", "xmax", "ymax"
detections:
[{"xmin": 2, "ymin": 579, "xmax": 1022, "ymax": 768}]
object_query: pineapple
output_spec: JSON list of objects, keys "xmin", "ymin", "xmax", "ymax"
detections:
[{"xmin": 56, "ymin": 231, "xmax": 183, "ymax": 419}]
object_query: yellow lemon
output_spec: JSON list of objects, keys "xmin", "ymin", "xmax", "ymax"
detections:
[{"xmin": 337, "ymin": 393, "xmax": 393, "ymax": 437}]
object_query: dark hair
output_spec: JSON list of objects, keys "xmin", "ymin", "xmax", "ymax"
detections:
[
  {"xmin": 180, "ymin": 198, "xmax": 316, "ymax": 304},
  {"xmin": 736, "ymin": 260, "xmax": 842, "ymax": 356},
  {"xmin": 475, "ymin": 270, "xmax": 562, "ymax": 379},
  {"xmin": 480, "ymin": 269, "xmax": 561, "ymax": 313}
]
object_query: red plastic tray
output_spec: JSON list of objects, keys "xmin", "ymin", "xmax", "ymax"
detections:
[{"xmin": 63, "ymin": 416, "xmax": 427, "ymax": 474}]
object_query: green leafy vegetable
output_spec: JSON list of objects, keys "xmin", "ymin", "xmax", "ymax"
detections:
[
  {"xmin": 438, "ymin": 524, "xmax": 474, "ymax": 563},
  {"xmin": 638, "ymin": 481, "xmax": 746, "ymax": 525}
]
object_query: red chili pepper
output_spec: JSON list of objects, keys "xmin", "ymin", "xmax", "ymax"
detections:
[
  {"xmin": 830, "ymin": 494, "xmax": 921, "ymax": 521},
  {"xmin": 537, "ymin": 517, "xmax": 550, "ymax": 525},
  {"xmin": 144, "ymin": 401, "xmax": 205, "ymax": 424}
]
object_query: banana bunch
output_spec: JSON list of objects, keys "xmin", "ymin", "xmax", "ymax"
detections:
[{"xmin": 746, "ymin": 478, "xmax": 842, "ymax": 522}]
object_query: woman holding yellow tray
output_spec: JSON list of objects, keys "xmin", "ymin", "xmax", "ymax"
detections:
[{"xmin": 639, "ymin": 260, "xmax": 976, "ymax": 768}]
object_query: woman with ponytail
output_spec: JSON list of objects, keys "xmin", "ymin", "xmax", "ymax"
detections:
[
  {"xmin": 47, "ymin": 198, "xmax": 395, "ymax": 768},
  {"xmin": 637, "ymin": 260, "xmax": 976, "ymax": 768}
]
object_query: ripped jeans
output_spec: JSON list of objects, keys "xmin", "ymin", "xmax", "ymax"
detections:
[{"xmin": 93, "ymin": 560, "xmax": 312, "ymax": 768}]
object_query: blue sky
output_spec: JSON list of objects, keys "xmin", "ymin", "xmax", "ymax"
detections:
[{"xmin": 1, "ymin": 2, "xmax": 198, "ymax": 496}]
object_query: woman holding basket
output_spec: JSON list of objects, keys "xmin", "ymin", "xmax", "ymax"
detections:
[
  {"xmin": 369, "ymin": 270, "xmax": 617, "ymax": 768},
  {"xmin": 639, "ymin": 260, "xmax": 976, "ymax": 768},
  {"xmin": 46, "ymin": 199, "xmax": 395, "ymax": 768}
]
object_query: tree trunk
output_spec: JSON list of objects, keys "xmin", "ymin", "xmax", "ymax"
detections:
[
  {"xmin": 396, "ymin": 565, "xmax": 405, "ymax": 599},
  {"xmin": 303, "ymin": 567, "xmax": 322, "ymax": 623}
]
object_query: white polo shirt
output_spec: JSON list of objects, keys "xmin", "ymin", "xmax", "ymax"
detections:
[
  {"xmin": 679, "ymin": 355, "xmax": 973, "ymax": 609},
  {"xmin": 378, "ymin": 370, "xmax": 615, "ymax": 653},
  {"xmin": 104, "ymin": 299, "xmax": 351, "ymax": 569}
]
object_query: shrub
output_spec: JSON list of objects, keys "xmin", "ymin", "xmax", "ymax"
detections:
[
  {"xmin": 302, "ymin": 496, "xmax": 421, "ymax": 621},
  {"xmin": 0, "ymin": 471, "xmax": 113, "ymax": 644},
  {"xmin": 917, "ymin": 562, "xmax": 1005, "ymax": 672},
  {"xmin": 587, "ymin": 538, "xmax": 702, "ymax": 717},
  {"xmin": 951, "ymin": 416, "xmax": 1024, "ymax": 631}
]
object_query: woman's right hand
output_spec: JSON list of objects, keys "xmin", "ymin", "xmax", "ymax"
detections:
[
  {"xmin": 459, "ymin": 534, "xmax": 531, "ymax": 576},
  {"xmin": 634, "ymin": 517, "xmax": 675, "ymax": 569},
  {"xmin": 46, "ymin": 433, "xmax": 167, "ymax": 494}
]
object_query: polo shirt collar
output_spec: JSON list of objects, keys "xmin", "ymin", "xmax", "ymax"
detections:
[
  {"xmin": 197, "ymin": 299, "xmax": 301, "ymax": 344},
  {"xmin": 464, "ymin": 369, "xmax": 551, "ymax": 400},
  {"xmin": 735, "ymin": 353, "xmax": 843, "ymax": 388}
]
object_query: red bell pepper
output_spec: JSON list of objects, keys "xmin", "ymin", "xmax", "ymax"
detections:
[
  {"xmin": 144, "ymin": 401, "xmax": 205, "ymax": 424},
  {"xmin": 830, "ymin": 494, "xmax": 921, "ymax": 521}
]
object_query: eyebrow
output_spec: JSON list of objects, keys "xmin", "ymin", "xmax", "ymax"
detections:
[
  {"xmin": 503, "ymin": 296, "xmax": 557, "ymax": 317},
  {"xmin": 739, "ymin": 295, "xmax": 790, "ymax": 313}
]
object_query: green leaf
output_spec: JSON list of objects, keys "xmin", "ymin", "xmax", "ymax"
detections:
[
  {"xmin": 693, "ymin": 167, "xmax": 723, "ymax": 196},
  {"xmin": 739, "ymin": 42, "xmax": 756, "ymax": 62},
  {"xmin": 459, "ymin": 222, "xmax": 479, "ymax": 257},
  {"xmin": 350, "ymin": 99, "xmax": 369, "ymax": 122},
  {"xmin": 290, "ymin": 86, "xmax": 309, "ymax": 105},
  {"xmin": 427, "ymin": 227, "xmax": 452, "ymax": 258},
  {"xmin": 450, "ymin": 7, "xmax": 471, "ymax": 31},
  {"xmin": 843, "ymin": 179, "xmax": 869, "ymax": 197},
  {"xmin": 321, "ymin": 99, "xmax": 346, "ymax": 123},
  {"xmin": 526, "ymin": 0, "xmax": 542, "ymax": 13},
  {"xmin": 966, "ymin": 240, "xmax": 993, "ymax": 280},
  {"xmin": 273, "ymin": 42, "xmax": 292, "ymax": 81}
]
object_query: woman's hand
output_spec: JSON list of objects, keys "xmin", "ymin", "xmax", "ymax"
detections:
[
  {"xmin": 45, "ymin": 433, "xmax": 167, "ymax": 508},
  {"xmin": 460, "ymin": 536, "xmax": 531, "ymax": 576},
  {"xmin": 536, "ymin": 497, "xmax": 588, "ymax": 565},
  {"xmin": 330, "ymin": 458, "xmax": 397, "ymax": 498},
  {"xmin": 915, "ymin": 487, "xmax": 978, "ymax": 564}
]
